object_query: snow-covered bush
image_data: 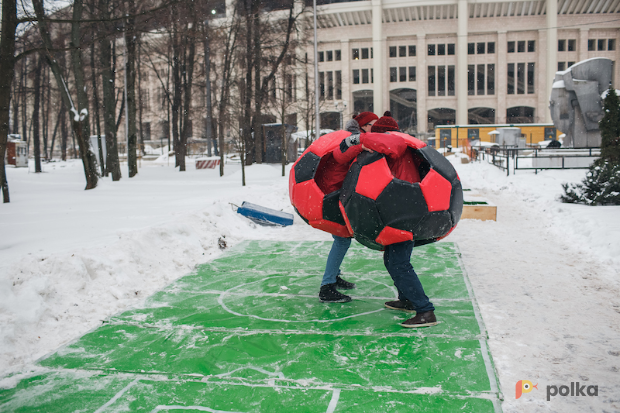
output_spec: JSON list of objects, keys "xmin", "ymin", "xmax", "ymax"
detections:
[{"xmin": 561, "ymin": 86, "xmax": 620, "ymax": 205}]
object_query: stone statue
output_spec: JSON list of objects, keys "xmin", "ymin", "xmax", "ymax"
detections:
[{"xmin": 549, "ymin": 58, "xmax": 613, "ymax": 148}]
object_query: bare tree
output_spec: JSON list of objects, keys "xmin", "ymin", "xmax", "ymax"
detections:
[{"xmin": 33, "ymin": 0, "xmax": 99, "ymax": 189}]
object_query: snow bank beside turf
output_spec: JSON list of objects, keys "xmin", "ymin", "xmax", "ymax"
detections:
[
  {"xmin": 452, "ymin": 156, "xmax": 620, "ymax": 269},
  {"xmin": 0, "ymin": 160, "xmax": 329, "ymax": 378}
]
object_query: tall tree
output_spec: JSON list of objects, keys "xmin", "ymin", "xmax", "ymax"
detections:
[
  {"xmin": 124, "ymin": 1, "xmax": 139, "ymax": 177},
  {"xmin": 32, "ymin": 56, "xmax": 43, "ymax": 172},
  {"xmin": 0, "ymin": 0, "xmax": 18, "ymax": 202},
  {"xmin": 33, "ymin": 0, "xmax": 99, "ymax": 189}
]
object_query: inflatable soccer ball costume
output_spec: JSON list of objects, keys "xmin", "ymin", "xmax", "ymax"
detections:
[{"xmin": 289, "ymin": 130, "xmax": 463, "ymax": 249}]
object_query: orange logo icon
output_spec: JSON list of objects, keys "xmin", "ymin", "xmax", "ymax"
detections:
[{"xmin": 516, "ymin": 380, "xmax": 538, "ymax": 399}]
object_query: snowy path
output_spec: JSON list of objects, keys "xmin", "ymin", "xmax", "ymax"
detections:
[{"xmin": 452, "ymin": 186, "xmax": 620, "ymax": 412}]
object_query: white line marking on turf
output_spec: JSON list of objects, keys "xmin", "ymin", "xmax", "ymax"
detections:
[
  {"xmin": 94, "ymin": 378, "xmax": 140, "ymax": 413},
  {"xmin": 150, "ymin": 406, "xmax": 244, "ymax": 413},
  {"xmin": 326, "ymin": 389, "xmax": 341, "ymax": 413}
]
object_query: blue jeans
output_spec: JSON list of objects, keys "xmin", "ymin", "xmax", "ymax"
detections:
[
  {"xmin": 321, "ymin": 235, "xmax": 352, "ymax": 286},
  {"xmin": 383, "ymin": 241, "xmax": 435, "ymax": 313}
]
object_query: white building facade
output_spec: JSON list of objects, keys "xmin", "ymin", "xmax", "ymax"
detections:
[{"xmin": 309, "ymin": 0, "xmax": 619, "ymax": 135}]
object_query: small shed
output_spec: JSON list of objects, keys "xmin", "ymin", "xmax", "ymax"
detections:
[{"xmin": 6, "ymin": 137, "xmax": 27, "ymax": 167}]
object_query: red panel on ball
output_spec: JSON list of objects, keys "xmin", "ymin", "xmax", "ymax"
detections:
[
  {"xmin": 308, "ymin": 130, "xmax": 350, "ymax": 157},
  {"xmin": 389, "ymin": 131, "xmax": 427, "ymax": 150},
  {"xmin": 420, "ymin": 169, "xmax": 453, "ymax": 212},
  {"xmin": 288, "ymin": 167, "xmax": 296, "ymax": 203},
  {"xmin": 375, "ymin": 226, "xmax": 413, "ymax": 245},
  {"xmin": 312, "ymin": 220, "xmax": 352, "ymax": 238},
  {"xmin": 293, "ymin": 181, "xmax": 325, "ymax": 221},
  {"xmin": 355, "ymin": 157, "xmax": 393, "ymax": 201},
  {"xmin": 339, "ymin": 201, "xmax": 354, "ymax": 236}
]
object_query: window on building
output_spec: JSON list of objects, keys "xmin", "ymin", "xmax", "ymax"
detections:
[
  {"xmin": 568, "ymin": 61, "xmax": 575, "ymax": 68},
  {"xmin": 335, "ymin": 50, "xmax": 341, "ymax": 61},
  {"xmin": 409, "ymin": 45, "xmax": 416, "ymax": 56},
  {"xmin": 558, "ymin": 39, "xmax": 566, "ymax": 52},
  {"xmin": 477, "ymin": 64, "xmax": 485, "ymax": 95},
  {"xmin": 558, "ymin": 62, "xmax": 566, "ymax": 71},
  {"xmin": 609, "ymin": 39, "xmax": 616, "ymax": 51},
  {"xmin": 507, "ymin": 63, "xmax": 515, "ymax": 94},
  {"xmin": 409, "ymin": 66, "xmax": 416, "ymax": 81},
  {"xmin": 477, "ymin": 42, "xmax": 485, "ymax": 54},
  {"xmin": 390, "ymin": 46, "xmax": 397, "ymax": 57},
  {"xmin": 371, "ymin": 68, "xmax": 374, "ymax": 83},
  {"xmin": 487, "ymin": 42, "xmax": 495, "ymax": 54},
  {"xmin": 598, "ymin": 39, "xmax": 606, "ymax": 51},
  {"xmin": 487, "ymin": 64, "xmax": 495, "ymax": 95},
  {"xmin": 318, "ymin": 51, "xmax": 324, "ymax": 62},
  {"xmin": 438, "ymin": 66, "xmax": 446, "ymax": 96},
  {"xmin": 285, "ymin": 74, "xmax": 295, "ymax": 102},
  {"xmin": 399, "ymin": 46, "xmax": 406, "ymax": 57},
  {"xmin": 327, "ymin": 71, "xmax": 333, "ymax": 99},
  {"xmin": 468, "ymin": 43, "xmax": 475, "ymax": 54},
  {"xmin": 428, "ymin": 66, "xmax": 436, "ymax": 96},
  {"xmin": 588, "ymin": 39, "xmax": 595, "ymax": 51},
  {"xmin": 399, "ymin": 67, "xmax": 406, "ymax": 82},
  {"xmin": 362, "ymin": 69, "xmax": 369, "ymax": 84},
  {"xmin": 448, "ymin": 65, "xmax": 455, "ymax": 96},
  {"xmin": 428, "ymin": 44, "xmax": 436, "ymax": 56},
  {"xmin": 438, "ymin": 44, "xmax": 446, "ymax": 55},
  {"xmin": 327, "ymin": 51, "xmax": 333, "ymax": 61},
  {"xmin": 352, "ymin": 49, "xmax": 360, "ymax": 60},
  {"xmin": 335, "ymin": 71, "xmax": 342, "ymax": 99},
  {"xmin": 527, "ymin": 63, "xmax": 535, "ymax": 94},
  {"xmin": 390, "ymin": 67, "xmax": 397, "ymax": 82},
  {"xmin": 353, "ymin": 69, "xmax": 360, "ymax": 84},
  {"xmin": 361, "ymin": 48, "xmax": 369, "ymax": 59},
  {"xmin": 568, "ymin": 40, "xmax": 576, "ymax": 52},
  {"xmin": 468, "ymin": 65, "xmax": 475, "ymax": 95},
  {"xmin": 448, "ymin": 43, "xmax": 455, "ymax": 55},
  {"xmin": 507, "ymin": 41, "xmax": 515, "ymax": 53},
  {"xmin": 371, "ymin": 48, "xmax": 374, "ymax": 58},
  {"xmin": 517, "ymin": 63, "xmax": 525, "ymax": 94},
  {"xmin": 517, "ymin": 41, "xmax": 525, "ymax": 53},
  {"xmin": 319, "ymin": 71, "xmax": 325, "ymax": 99},
  {"xmin": 528, "ymin": 40, "xmax": 535, "ymax": 53}
]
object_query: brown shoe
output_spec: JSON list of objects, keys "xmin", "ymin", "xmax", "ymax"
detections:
[
  {"xmin": 384, "ymin": 299, "xmax": 415, "ymax": 313},
  {"xmin": 400, "ymin": 311, "xmax": 437, "ymax": 328}
]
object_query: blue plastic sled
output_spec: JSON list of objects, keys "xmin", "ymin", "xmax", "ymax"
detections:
[{"xmin": 236, "ymin": 202, "xmax": 294, "ymax": 227}]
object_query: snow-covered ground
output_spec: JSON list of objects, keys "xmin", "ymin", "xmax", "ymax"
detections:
[{"xmin": 1, "ymin": 153, "xmax": 619, "ymax": 412}]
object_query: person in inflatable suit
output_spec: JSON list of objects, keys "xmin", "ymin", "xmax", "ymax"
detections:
[
  {"xmin": 360, "ymin": 112, "xmax": 437, "ymax": 328},
  {"xmin": 318, "ymin": 111, "xmax": 378, "ymax": 303}
]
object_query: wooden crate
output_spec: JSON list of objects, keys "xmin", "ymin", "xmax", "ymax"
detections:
[{"xmin": 461, "ymin": 202, "xmax": 497, "ymax": 221}]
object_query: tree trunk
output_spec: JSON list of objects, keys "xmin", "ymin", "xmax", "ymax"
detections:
[
  {"xmin": 90, "ymin": 42, "xmax": 104, "ymax": 175},
  {"xmin": 61, "ymin": 99, "xmax": 67, "ymax": 161},
  {"xmin": 125, "ymin": 13, "xmax": 138, "ymax": 177},
  {"xmin": 253, "ymin": 10, "xmax": 263, "ymax": 164},
  {"xmin": 179, "ymin": 20, "xmax": 197, "ymax": 172},
  {"xmin": 33, "ymin": 56, "xmax": 43, "ymax": 173},
  {"xmin": 49, "ymin": 107, "xmax": 61, "ymax": 160},
  {"xmin": 100, "ymin": 30, "xmax": 121, "ymax": 179},
  {"xmin": 33, "ymin": 0, "xmax": 98, "ymax": 189},
  {"xmin": 0, "ymin": 0, "xmax": 18, "ymax": 202},
  {"xmin": 242, "ymin": 0, "xmax": 255, "ymax": 166}
]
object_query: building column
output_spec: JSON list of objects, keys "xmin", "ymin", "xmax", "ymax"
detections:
[
  {"xmin": 372, "ymin": 0, "xmax": 384, "ymax": 114},
  {"xmin": 457, "ymin": 0, "xmax": 468, "ymax": 125},
  {"xmin": 538, "ymin": 29, "xmax": 549, "ymax": 123},
  {"xmin": 497, "ymin": 31, "xmax": 507, "ymax": 124},
  {"xmin": 578, "ymin": 28, "xmax": 589, "ymax": 62},
  {"xmin": 341, "ymin": 39, "xmax": 352, "ymax": 119},
  {"xmin": 546, "ymin": 0, "xmax": 557, "ymax": 123},
  {"xmin": 417, "ymin": 35, "xmax": 428, "ymax": 133}
]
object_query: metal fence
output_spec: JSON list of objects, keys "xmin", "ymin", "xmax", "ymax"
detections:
[{"xmin": 477, "ymin": 146, "xmax": 600, "ymax": 176}]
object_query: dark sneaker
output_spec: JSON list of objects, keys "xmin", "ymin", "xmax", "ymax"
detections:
[
  {"xmin": 335, "ymin": 276, "xmax": 356, "ymax": 290},
  {"xmin": 319, "ymin": 284, "xmax": 352, "ymax": 303},
  {"xmin": 384, "ymin": 299, "xmax": 416, "ymax": 313},
  {"xmin": 400, "ymin": 311, "xmax": 438, "ymax": 328}
]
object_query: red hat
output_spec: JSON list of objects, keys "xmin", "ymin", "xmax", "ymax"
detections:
[
  {"xmin": 354, "ymin": 111, "xmax": 378, "ymax": 127},
  {"xmin": 371, "ymin": 111, "xmax": 399, "ymax": 133}
]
